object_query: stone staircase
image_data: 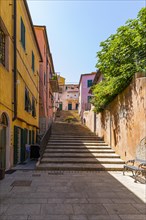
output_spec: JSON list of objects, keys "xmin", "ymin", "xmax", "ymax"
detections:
[{"xmin": 36, "ymin": 122, "xmax": 124, "ymax": 171}]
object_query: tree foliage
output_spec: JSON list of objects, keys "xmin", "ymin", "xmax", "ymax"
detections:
[{"xmin": 91, "ymin": 8, "xmax": 146, "ymax": 112}]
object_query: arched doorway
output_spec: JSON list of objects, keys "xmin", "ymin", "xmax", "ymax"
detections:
[{"xmin": 0, "ymin": 113, "xmax": 8, "ymax": 169}]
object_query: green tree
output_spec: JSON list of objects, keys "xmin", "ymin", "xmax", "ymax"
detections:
[{"xmin": 92, "ymin": 7, "xmax": 146, "ymax": 112}]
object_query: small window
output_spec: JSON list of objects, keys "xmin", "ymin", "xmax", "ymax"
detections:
[
  {"xmin": 0, "ymin": 27, "xmax": 5, "ymax": 66},
  {"xmin": 0, "ymin": 113, "xmax": 8, "ymax": 126},
  {"xmin": 20, "ymin": 18, "xmax": 25, "ymax": 49},
  {"xmin": 25, "ymin": 88, "xmax": 31, "ymax": 112},
  {"xmin": 32, "ymin": 51, "xmax": 35, "ymax": 72},
  {"xmin": 32, "ymin": 97, "xmax": 36, "ymax": 117},
  {"xmin": 87, "ymin": 96, "xmax": 91, "ymax": 103},
  {"xmin": 87, "ymin": 80, "xmax": 92, "ymax": 87}
]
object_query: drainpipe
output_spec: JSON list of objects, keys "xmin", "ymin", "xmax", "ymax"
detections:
[{"xmin": 13, "ymin": 0, "xmax": 17, "ymax": 121}]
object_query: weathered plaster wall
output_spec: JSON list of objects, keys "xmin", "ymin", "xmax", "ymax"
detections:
[
  {"xmin": 84, "ymin": 76, "xmax": 146, "ymax": 161},
  {"xmin": 83, "ymin": 106, "xmax": 95, "ymax": 132}
]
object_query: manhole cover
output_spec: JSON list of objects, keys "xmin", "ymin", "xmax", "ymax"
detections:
[{"xmin": 11, "ymin": 180, "xmax": 32, "ymax": 187}]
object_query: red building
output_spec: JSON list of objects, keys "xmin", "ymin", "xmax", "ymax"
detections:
[{"xmin": 34, "ymin": 26, "xmax": 57, "ymax": 135}]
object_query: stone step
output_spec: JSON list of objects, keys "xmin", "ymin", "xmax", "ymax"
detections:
[
  {"xmin": 51, "ymin": 133, "xmax": 95, "ymax": 136},
  {"xmin": 41, "ymin": 157, "xmax": 125, "ymax": 164},
  {"xmin": 45, "ymin": 146, "xmax": 111, "ymax": 149},
  {"xmin": 50, "ymin": 135, "xmax": 99, "ymax": 138},
  {"xmin": 37, "ymin": 163, "xmax": 124, "ymax": 171},
  {"xmin": 48, "ymin": 140, "xmax": 105, "ymax": 143},
  {"xmin": 44, "ymin": 149, "xmax": 115, "ymax": 153},
  {"xmin": 50, "ymin": 137, "xmax": 102, "ymax": 139},
  {"xmin": 49, "ymin": 136, "xmax": 103, "ymax": 140},
  {"xmin": 38, "ymin": 119, "xmax": 124, "ymax": 172},
  {"xmin": 47, "ymin": 142, "xmax": 108, "ymax": 146},
  {"xmin": 43, "ymin": 153, "xmax": 120, "ymax": 158}
]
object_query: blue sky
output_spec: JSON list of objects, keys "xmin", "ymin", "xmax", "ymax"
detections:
[{"xmin": 27, "ymin": 0, "xmax": 145, "ymax": 83}]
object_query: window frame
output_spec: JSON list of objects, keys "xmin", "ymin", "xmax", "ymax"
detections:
[
  {"xmin": 32, "ymin": 97, "xmax": 36, "ymax": 117},
  {"xmin": 0, "ymin": 27, "xmax": 5, "ymax": 66},
  {"xmin": 20, "ymin": 17, "xmax": 26, "ymax": 50},
  {"xmin": 25, "ymin": 87, "xmax": 32, "ymax": 112},
  {"xmin": 87, "ymin": 79, "xmax": 93, "ymax": 88},
  {"xmin": 0, "ymin": 20, "xmax": 9, "ymax": 70},
  {"xmin": 32, "ymin": 51, "xmax": 35, "ymax": 72}
]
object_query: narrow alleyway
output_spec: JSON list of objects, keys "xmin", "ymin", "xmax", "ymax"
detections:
[
  {"xmin": 0, "ymin": 111, "xmax": 145, "ymax": 219},
  {"xmin": 37, "ymin": 110, "xmax": 124, "ymax": 171}
]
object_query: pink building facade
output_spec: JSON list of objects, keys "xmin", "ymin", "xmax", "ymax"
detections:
[
  {"xmin": 78, "ymin": 72, "xmax": 96, "ymax": 119},
  {"xmin": 34, "ymin": 26, "xmax": 55, "ymax": 135},
  {"xmin": 59, "ymin": 84, "xmax": 79, "ymax": 111}
]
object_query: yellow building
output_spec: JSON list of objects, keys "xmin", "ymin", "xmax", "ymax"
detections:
[
  {"xmin": 57, "ymin": 75, "xmax": 65, "ymax": 86},
  {"xmin": 0, "ymin": 0, "xmax": 42, "ymax": 170}
]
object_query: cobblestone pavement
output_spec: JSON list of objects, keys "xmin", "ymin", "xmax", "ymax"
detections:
[{"xmin": 0, "ymin": 170, "xmax": 146, "ymax": 220}]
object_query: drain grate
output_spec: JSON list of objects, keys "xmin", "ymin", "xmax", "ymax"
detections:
[{"xmin": 11, "ymin": 180, "xmax": 32, "ymax": 187}]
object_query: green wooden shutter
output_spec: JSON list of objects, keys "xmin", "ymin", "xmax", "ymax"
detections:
[
  {"xmin": 21, "ymin": 128, "xmax": 27, "ymax": 162},
  {"xmin": 32, "ymin": 130, "xmax": 34, "ymax": 144},
  {"xmin": 87, "ymin": 80, "xmax": 92, "ymax": 87},
  {"xmin": 29, "ymin": 130, "xmax": 31, "ymax": 144},
  {"xmin": 32, "ymin": 51, "xmax": 35, "ymax": 72},
  {"xmin": 21, "ymin": 18, "xmax": 25, "ymax": 49},
  {"xmin": 26, "ymin": 129, "xmax": 28, "ymax": 142},
  {"xmin": 14, "ymin": 126, "xmax": 19, "ymax": 164}
]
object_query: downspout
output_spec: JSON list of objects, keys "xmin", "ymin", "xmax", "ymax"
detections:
[{"xmin": 13, "ymin": 0, "xmax": 17, "ymax": 121}]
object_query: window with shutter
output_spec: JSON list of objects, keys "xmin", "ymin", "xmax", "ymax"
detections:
[
  {"xmin": 29, "ymin": 130, "xmax": 32, "ymax": 144},
  {"xmin": 32, "ymin": 51, "xmax": 35, "ymax": 72},
  {"xmin": 25, "ymin": 88, "xmax": 32, "ymax": 112},
  {"xmin": 14, "ymin": 126, "xmax": 18, "ymax": 164},
  {"xmin": 0, "ymin": 27, "xmax": 5, "ymax": 66},
  {"xmin": 32, "ymin": 97, "xmax": 36, "ymax": 117},
  {"xmin": 32, "ymin": 130, "xmax": 34, "ymax": 144},
  {"xmin": 20, "ymin": 18, "xmax": 25, "ymax": 50},
  {"xmin": 87, "ymin": 80, "xmax": 93, "ymax": 87}
]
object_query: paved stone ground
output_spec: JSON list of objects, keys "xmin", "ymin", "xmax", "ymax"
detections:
[{"xmin": 0, "ymin": 169, "xmax": 146, "ymax": 220}]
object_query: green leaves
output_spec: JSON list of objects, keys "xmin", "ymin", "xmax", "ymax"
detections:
[{"xmin": 92, "ymin": 7, "xmax": 146, "ymax": 112}]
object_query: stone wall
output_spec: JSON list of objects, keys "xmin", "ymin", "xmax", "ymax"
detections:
[
  {"xmin": 83, "ymin": 76, "xmax": 146, "ymax": 161},
  {"xmin": 83, "ymin": 106, "xmax": 95, "ymax": 132}
]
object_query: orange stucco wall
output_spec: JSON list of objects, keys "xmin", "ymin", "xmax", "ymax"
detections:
[{"xmin": 84, "ymin": 75, "xmax": 146, "ymax": 161}]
